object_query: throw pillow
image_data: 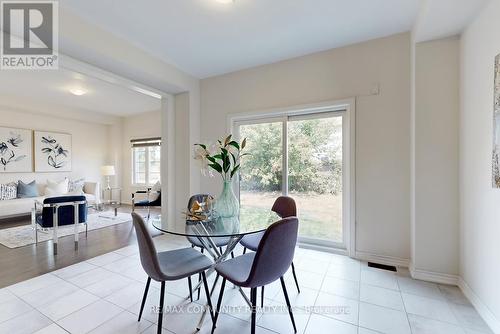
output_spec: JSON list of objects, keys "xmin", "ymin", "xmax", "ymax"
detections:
[
  {"xmin": 17, "ymin": 180, "xmax": 38, "ymax": 198},
  {"xmin": 68, "ymin": 178, "xmax": 85, "ymax": 194},
  {"xmin": 45, "ymin": 178, "xmax": 69, "ymax": 196},
  {"xmin": 0, "ymin": 182, "xmax": 18, "ymax": 200},
  {"xmin": 149, "ymin": 181, "xmax": 161, "ymax": 201}
]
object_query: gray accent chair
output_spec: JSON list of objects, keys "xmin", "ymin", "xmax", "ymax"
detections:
[
  {"xmin": 240, "ymin": 196, "xmax": 301, "ymax": 306},
  {"xmin": 212, "ymin": 217, "xmax": 299, "ymax": 334},
  {"xmin": 131, "ymin": 213, "xmax": 215, "ymax": 334}
]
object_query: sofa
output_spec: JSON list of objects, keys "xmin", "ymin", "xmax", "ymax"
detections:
[{"xmin": 0, "ymin": 181, "xmax": 100, "ymax": 219}]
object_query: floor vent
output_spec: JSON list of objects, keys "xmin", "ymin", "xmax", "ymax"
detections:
[{"xmin": 367, "ymin": 262, "xmax": 397, "ymax": 272}]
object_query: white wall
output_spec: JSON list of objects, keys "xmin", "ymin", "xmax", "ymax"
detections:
[
  {"xmin": 201, "ymin": 33, "xmax": 412, "ymax": 263},
  {"xmin": 0, "ymin": 107, "xmax": 109, "ymax": 188},
  {"xmin": 121, "ymin": 110, "xmax": 162, "ymax": 204},
  {"xmin": 412, "ymin": 37, "xmax": 460, "ymax": 279},
  {"xmin": 460, "ymin": 0, "xmax": 500, "ymax": 331},
  {"xmin": 59, "ymin": 8, "xmax": 202, "ymax": 220}
]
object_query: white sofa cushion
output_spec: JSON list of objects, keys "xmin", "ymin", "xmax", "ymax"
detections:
[
  {"xmin": 149, "ymin": 181, "xmax": 161, "ymax": 201},
  {"xmin": 0, "ymin": 196, "xmax": 44, "ymax": 218},
  {"xmin": 45, "ymin": 178, "xmax": 69, "ymax": 196}
]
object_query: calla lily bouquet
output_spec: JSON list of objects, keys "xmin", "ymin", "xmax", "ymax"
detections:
[{"xmin": 194, "ymin": 135, "xmax": 248, "ymax": 181}]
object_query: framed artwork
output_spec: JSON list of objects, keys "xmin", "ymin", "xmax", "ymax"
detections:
[
  {"xmin": 34, "ymin": 131, "xmax": 72, "ymax": 172},
  {"xmin": 493, "ymin": 54, "xmax": 500, "ymax": 188},
  {"xmin": 0, "ymin": 127, "xmax": 32, "ymax": 172}
]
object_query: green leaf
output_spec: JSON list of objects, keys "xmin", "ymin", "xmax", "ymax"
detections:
[
  {"xmin": 223, "ymin": 155, "xmax": 231, "ymax": 173},
  {"xmin": 213, "ymin": 154, "xmax": 223, "ymax": 160},
  {"xmin": 194, "ymin": 143, "xmax": 207, "ymax": 150},
  {"xmin": 228, "ymin": 141, "xmax": 240, "ymax": 150},
  {"xmin": 221, "ymin": 148, "xmax": 228, "ymax": 156},
  {"xmin": 206, "ymin": 156, "xmax": 216, "ymax": 163},
  {"xmin": 208, "ymin": 163, "xmax": 222, "ymax": 173},
  {"xmin": 241, "ymin": 138, "xmax": 247, "ymax": 149},
  {"xmin": 230, "ymin": 152, "xmax": 237, "ymax": 165},
  {"xmin": 231, "ymin": 164, "xmax": 240, "ymax": 178}
]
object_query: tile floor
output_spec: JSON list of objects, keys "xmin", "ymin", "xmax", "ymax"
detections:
[{"xmin": 0, "ymin": 234, "xmax": 493, "ymax": 334}]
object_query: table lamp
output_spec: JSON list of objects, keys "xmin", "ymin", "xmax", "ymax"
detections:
[{"xmin": 101, "ymin": 165, "xmax": 115, "ymax": 189}]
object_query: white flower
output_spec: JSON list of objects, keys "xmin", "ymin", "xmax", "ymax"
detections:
[
  {"xmin": 207, "ymin": 142, "xmax": 219, "ymax": 156},
  {"xmin": 194, "ymin": 145, "xmax": 217, "ymax": 178}
]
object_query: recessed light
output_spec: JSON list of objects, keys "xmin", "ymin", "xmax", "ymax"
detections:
[{"xmin": 69, "ymin": 88, "xmax": 87, "ymax": 96}]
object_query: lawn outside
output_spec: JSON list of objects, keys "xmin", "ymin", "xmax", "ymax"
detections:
[{"xmin": 240, "ymin": 191, "xmax": 343, "ymax": 243}]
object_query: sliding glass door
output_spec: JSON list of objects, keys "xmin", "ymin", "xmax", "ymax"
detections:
[{"xmin": 236, "ymin": 111, "xmax": 345, "ymax": 247}]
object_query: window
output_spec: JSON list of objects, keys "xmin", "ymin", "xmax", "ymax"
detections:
[
  {"xmin": 234, "ymin": 107, "xmax": 353, "ymax": 250},
  {"xmin": 131, "ymin": 138, "xmax": 161, "ymax": 185}
]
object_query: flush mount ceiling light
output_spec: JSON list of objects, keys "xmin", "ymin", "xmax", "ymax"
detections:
[{"xmin": 69, "ymin": 87, "xmax": 87, "ymax": 96}]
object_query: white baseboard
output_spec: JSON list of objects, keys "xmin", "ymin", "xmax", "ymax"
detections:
[
  {"xmin": 409, "ymin": 265, "xmax": 459, "ymax": 285},
  {"xmin": 458, "ymin": 278, "xmax": 500, "ymax": 334},
  {"xmin": 354, "ymin": 251, "xmax": 410, "ymax": 267}
]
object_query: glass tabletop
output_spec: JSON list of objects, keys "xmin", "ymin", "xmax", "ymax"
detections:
[{"xmin": 151, "ymin": 211, "xmax": 280, "ymax": 238}]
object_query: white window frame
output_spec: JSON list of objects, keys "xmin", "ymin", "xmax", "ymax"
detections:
[
  {"xmin": 131, "ymin": 139, "xmax": 161, "ymax": 186},
  {"xmin": 229, "ymin": 99, "xmax": 356, "ymax": 255}
]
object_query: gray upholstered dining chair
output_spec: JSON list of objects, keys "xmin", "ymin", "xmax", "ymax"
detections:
[
  {"xmin": 240, "ymin": 196, "xmax": 300, "ymax": 306},
  {"xmin": 212, "ymin": 217, "xmax": 299, "ymax": 334},
  {"xmin": 131, "ymin": 213, "xmax": 215, "ymax": 334}
]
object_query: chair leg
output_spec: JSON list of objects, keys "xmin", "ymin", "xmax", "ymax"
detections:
[
  {"xmin": 85, "ymin": 223, "xmax": 88, "ymax": 238},
  {"xmin": 250, "ymin": 287, "xmax": 257, "ymax": 334},
  {"xmin": 201, "ymin": 272, "xmax": 215, "ymax": 322},
  {"xmin": 261, "ymin": 286, "xmax": 265, "ymax": 308},
  {"xmin": 280, "ymin": 276, "xmax": 297, "ymax": 333},
  {"xmin": 197, "ymin": 273, "xmax": 202, "ymax": 300},
  {"xmin": 231, "ymin": 251, "xmax": 235, "ymax": 259},
  {"xmin": 157, "ymin": 281, "xmax": 165, "ymax": 334},
  {"xmin": 291, "ymin": 262, "xmax": 300, "ymax": 293},
  {"xmin": 188, "ymin": 276, "xmax": 193, "ymax": 302},
  {"xmin": 211, "ymin": 277, "xmax": 226, "ymax": 334},
  {"xmin": 243, "ymin": 247, "xmax": 247, "ymax": 254},
  {"xmin": 138, "ymin": 277, "xmax": 151, "ymax": 321},
  {"xmin": 210, "ymin": 274, "xmax": 220, "ymax": 296},
  {"xmin": 219, "ymin": 247, "xmax": 223, "ymax": 254}
]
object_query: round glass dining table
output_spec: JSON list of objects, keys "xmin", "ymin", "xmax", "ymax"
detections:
[
  {"xmin": 150, "ymin": 212, "xmax": 279, "ymax": 330},
  {"xmin": 151, "ymin": 211, "xmax": 279, "ymax": 238}
]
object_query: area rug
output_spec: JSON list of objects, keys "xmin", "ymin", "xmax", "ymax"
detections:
[{"xmin": 0, "ymin": 212, "xmax": 133, "ymax": 248}]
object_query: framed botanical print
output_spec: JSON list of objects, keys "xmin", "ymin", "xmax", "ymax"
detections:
[
  {"xmin": 493, "ymin": 54, "xmax": 500, "ymax": 188},
  {"xmin": 34, "ymin": 131, "xmax": 72, "ymax": 172},
  {"xmin": 0, "ymin": 126, "xmax": 32, "ymax": 173}
]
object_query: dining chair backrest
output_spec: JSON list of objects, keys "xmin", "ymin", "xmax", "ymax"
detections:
[
  {"xmin": 245, "ymin": 217, "xmax": 298, "ymax": 287},
  {"xmin": 131, "ymin": 212, "xmax": 163, "ymax": 281},
  {"xmin": 271, "ymin": 196, "xmax": 296, "ymax": 218}
]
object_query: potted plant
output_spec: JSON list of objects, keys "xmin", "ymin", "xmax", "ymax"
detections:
[{"xmin": 194, "ymin": 135, "xmax": 247, "ymax": 219}]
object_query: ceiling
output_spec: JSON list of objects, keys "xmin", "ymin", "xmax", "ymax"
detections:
[
  {"xmin": 0, "ymin": 68, "xmax": 161, "ymax": 117},
  {"xmin": 61, "ymin": 0, "xmax": 420, "ymax": 78},
  {"xmin": 413, "ymin": 0, "xmax": 489, "ymax": 42}
]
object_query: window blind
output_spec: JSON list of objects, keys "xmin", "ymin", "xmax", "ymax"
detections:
[{"xmin": 131, "ymin": 137, "xmax": 161, "ymax": 148}]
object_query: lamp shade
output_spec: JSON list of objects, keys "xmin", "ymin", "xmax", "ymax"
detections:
[{"xmin": 101, "ymin": 165, "xmax": 116, "ymax": 176}]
